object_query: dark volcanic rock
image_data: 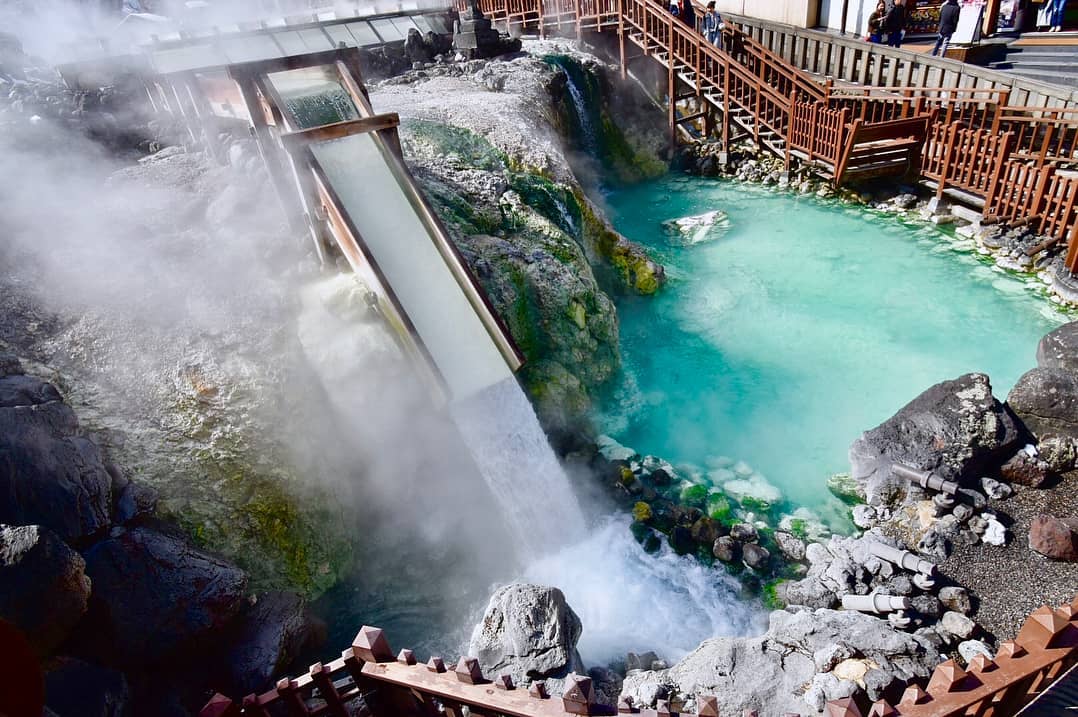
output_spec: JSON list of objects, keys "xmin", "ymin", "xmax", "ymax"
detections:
[
  {"xmin": 81, "ymin": 527, "xmax": 248, "ymax": 665},
  {"xmin": 224, "ymin": 591, "xmax": 323, "ymax": 696},
  {"xmin": 0, "ymin": 375, "xmax": 113, "ymax": 541},
  {"xmin": 45, "ymin": 657, "xmax": 129, "ymax": 717},
  {"xmin": 849, "ymin": 374, "xmax": 1021, "ymax": 505},
  {"xmin": 1029, "ymin": 514, "xmax": 1078, "ymax": 561},
  {"xmin": 1036, "ymin": 320, "xmax": 1078, "ymax": 374},
  {"xmin": 1007, "ymin": 367, "xmax": 1078, "ymax": 441},
  {"xmin": 0, "ymin": 524, "xmax": 90, "ymax": 655}
]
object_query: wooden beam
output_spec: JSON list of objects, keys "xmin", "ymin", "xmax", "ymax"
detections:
[{"xmin": 280, "ymin": 114, "xmax": 401, "ymax": 151}]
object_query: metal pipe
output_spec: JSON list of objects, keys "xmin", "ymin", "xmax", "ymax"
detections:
[
  {"xmin": 892, "ymin": 463, "xmax": 959, "ymax": 495},
  {"xmin": 869, "ymin": 542, "xmax": 939, "ymax": 577},
  {"xmin": 842, "ymin": 593, "xmax": 911, "ymax": 614}
]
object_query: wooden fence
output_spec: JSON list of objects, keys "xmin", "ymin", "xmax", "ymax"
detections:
[{"xmin": 200, "ymin": 597, "xmax": 1078, "ymax": 717}]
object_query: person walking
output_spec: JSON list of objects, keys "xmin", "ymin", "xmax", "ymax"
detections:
[
  {"xmin": 885, "ymin": 0, "xmax": 908, "ymax": 47},
  {"xmin": 932, "ymin": 0, "xmax": 960, "ymax": 55},
  {"xmin": 703, "ymin": 1, "xmax": 724, "ymax": 47},
  {"xmin": 866, "ymin": 0, "xmax": 886, "ymax": 41},
  {"xmin": 681, "ymin": 0, "xmax": 696, "ymax": 28},
  {"xmin": 1049, "ymin": 0, "xmax": 1066, "ymax": 30}
]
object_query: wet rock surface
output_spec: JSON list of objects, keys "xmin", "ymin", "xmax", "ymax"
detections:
[
  {"xmin": 223, "ymin": 591, "xmax": 324, "ymax": 696},
  {"xmin": 468, "ymin": 583, "xmax": 585, "ymax": 689},
  {"xmin": 1008, "ymin": 367, "xmax": 1078, "ymax": 441}
]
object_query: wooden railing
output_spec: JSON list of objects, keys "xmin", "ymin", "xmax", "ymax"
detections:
[
  {"xmin": 991, "ymin": 106, "xmax": 1078, "ymax": 166},
  {"xmin": 200, "ymin": 597, "xmax": 1078, "ymax": 717},
  {"xmin": 923, "ymin": 122, "xmax": 1014, "ymax": 198},
  {"xmin": 789, "ymin": 101, "xmax": 848, "ymax": 167}
]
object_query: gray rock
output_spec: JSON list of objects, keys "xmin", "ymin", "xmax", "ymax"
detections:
[
  {"xmin": 469, "ymin": 583, "xmax": 584, "ymax": 686},
  {"xmin": 225, "ymin": 591, "xmax": 323, "ymax": 696},
  {"xmin": 941, "ymin": 611, "xmax": 976, "ymax": 639},
  {"xmin": 774, "ymin": 531, "xmax": 806, "ymax": 561},
  {"xmin": 1007, "ymin": 367, "xmax": 1078, "ymax": 441},
  {"xmin": 852, "ymin": 504, "xmax": 877, "ymax": 529},
  {"xmin": 1036, "ymin": 320, "xmax": 1078, "ymax": 374},
  {"xmin": 0, "ymin": 376, "xmax": 113, "ymax": 541},
  {"xmin": 1037, "ymin": 435, "xmax": 1078, "ymax": 474},
  {"xmin": 952, "ymin": 504, "xmax": 974, "ymax": 523},
  {"xmin": 621, "ymin": 608, "xmax": 939, "ymax": 715},
  {"xmin": 626, "ymin": 651, "xmax": 661, "ymax": 672},
  {"xmin": 742, "ymin": 542, "xmax": 770, "ymax": 570},
  {"xmin": 730, "ymin": 522, "xmax": 758, "ymax": 542},
  {"xmin": 939, "ymin": 586, "xmax": 972, "ymax": 615},
  {"xmin": 0, "ymin": 524, "xmax": 90, "ymax": 655},
  {"xmin": 849, "ymin": 374, "xmax": 1021, "ymax": 506},
  {"xmin": 813, "ymin": 643, "xmax": 854, "ymax": 672},
  {"xmin": 956, "ymin": 487, "xmax": 988, "ymax": 510},
  {"xmin": 980, "ymin": 477, "xmax": 1012, "ymax": 500},
  {"xmin": 864, "ymin": 668, "xmax": 895, "ymax": 701},
  {"xmin": 958, "ymin": 639, "xmax": 994, "ymax": 664},
  {"xmin": 45, "ymin": 657, "xmax": 128, "ymax": 717},
  {"xmin": 80, "ymin": 526, "xmax": 248, "ymax": 664},
  {"xmin": 0, "ymin": 354, "xmax": 23, "ymax": 378},
  {"xmin": 910, "ymin": 594, "xmax": 942, "ymax": 618},
  {"xmin": 712, "ymin": 536, "xmax": 737, "ymax": 562},
  {"xmin": 113, "ymin": 480, "xmax": 159, "ymax": 524}
]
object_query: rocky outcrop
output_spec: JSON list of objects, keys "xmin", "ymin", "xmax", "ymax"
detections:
[
  {"xmin": 223, "ymin": 591, "xmax": 324, "ymax": 696},
  {"xmin": 1007, "ymin": 367, "xmax": 1078, "ymax": 441},
  {"xmin": 468, "ymin": 583, "xmax": 584, "ymax": 688},
  {"xmin": 80, "ymin": 526, "xmax": 248, "ymax": 665},
  {"xmin": 849, "ymin": 373, "xmax": 1021, "ymax": 506},
  {"xmin": 0, "ymin": 366, "xmax": 113, "ymax": 541},
  {"xmin": 0, "ymin": 523, "xmax": 91, "ymax": 655},
  {"xmin": 620, "ymin": 607, "xmax": 940, "ymax": 715},
  {"xmin": 1035, "ymin": 320, "xmax": 1078, "ymax": 374}
]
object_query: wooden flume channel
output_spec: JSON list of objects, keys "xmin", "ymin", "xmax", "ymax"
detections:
[
  {"xmin": 200, "ymin": 597, "xmax": 1078, "ymax": 717},
  {"xmin": 461, "ymin": 0, "xmax": 1078, "ymax": 274}
]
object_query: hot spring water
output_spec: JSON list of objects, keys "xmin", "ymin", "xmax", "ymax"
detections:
[{"xmin": 598, "ymin": 176, "xmax": 1070, "ymax": 513}]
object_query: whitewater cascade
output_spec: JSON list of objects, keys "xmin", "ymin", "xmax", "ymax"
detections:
[
  {"xmin": 556, "ymin": 60, "xmax": 600, "ymax": 155},
  {"xmin": 449, "ymin": 378, "xmax": 589, "ymax": 560}
]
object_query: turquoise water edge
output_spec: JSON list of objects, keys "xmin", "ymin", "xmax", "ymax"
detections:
[{"xmin": 598, "ymin": 175, "xmax": 1072, "ymax": 512}]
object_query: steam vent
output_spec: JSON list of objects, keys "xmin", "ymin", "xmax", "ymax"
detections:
[{"xmin": 3, "ymin": 0, "xmax": 1078, "ymax": 715}]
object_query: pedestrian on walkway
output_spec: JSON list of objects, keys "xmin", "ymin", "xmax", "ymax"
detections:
[
  {"xmin": 703, "ymin": 1, "xmax": 724, "ymax": 47},
  {"xmin": 681, "ymin": 0, "xmax": 696, "ymax": 28},
  {"xmin": 932, "ymin": 0, "xmax": 960, "ymax": 55},
  {"xmin": 885, "ymin": 0, "xmax": 908, "ymax": 47},
  {"xmin": 866, "ymin": 0, "xmax": 886, "ymax": 42},
  {"xmin": 1049, "ymin": 0, "xmax": 1066, "ymax": 30}
]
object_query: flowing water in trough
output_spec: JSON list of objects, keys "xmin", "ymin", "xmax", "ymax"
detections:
[{"xmin": 597, "ymin": 175, "xmax": 1072, "ymax": 513}]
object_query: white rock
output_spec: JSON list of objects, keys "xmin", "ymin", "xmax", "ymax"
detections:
[
  {"xmin": 596, "ymin": 435, "xmax": 636, "ymax": 462},
  {"xmin": 661, "ymin": 210, "xmax": 731, "ymax": 246},
  {"xmin": 958, "ymin": 640, "xmax": 993, "ymax": 664},
  {"xmin": 982, "ymin": 518, "xmax": 1007, "ymax": 546},
  {"xmin": 723, "ymin": 474, "xmax": 782, "ymax": 508},
  {"xmin": 980, "ymin": 477, "xmax": 1012, "ymax": 500},
  {"xmin": 941, "ymin": 611, "xmax": 976, "ymax": 639},
  {"xmin": 733, "ymin": 461, "xmax": 754, "ymax": 477}
]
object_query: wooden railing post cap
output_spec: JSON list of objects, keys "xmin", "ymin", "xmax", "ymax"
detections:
[
  {"xmin": 996, "ymin": 640, "xmax": 1027, "ymax": 660},
  {"xmin": 1016, "ymin": 605, "xmax": 1071, "ymax": 649},
  {"xmin": 696, "ymin": 694, "xmax": 719, "ymax": 716},
  {"xmin": 455, "ymin": 655, "xmax": 485, "ymax": 684},
  {"xmin": 494, "ymin": 673, "xmax": 515, "ymax": 690},
  {"xmin": 867, "ymin": 700, "xmax": 897, "ymax": 717},
  {"xmin": 199, "ymin": 693, "xmax": 240, "ymax": 717},
  {"xmin": 899, "ymin": 684, "xmax": 932, "ymax": 706},
  {"xmin": 352, "ymin": 625, "xmax": 394, "ymax": 662},
  {"xmin": 926, "ymin": 659, "xmax": 977, "ymax": 694},
  {"xmin": 824, "ymin": 696, "xmax": 863, "ymax": 717},
  {"xmin": 427, "ymin": 656, "xmax": 447, "ymax": 673},
  {"xmin": 397, "ymin": 648, "xmax": 417, "ymax": 665},
  {"xmin": 529, "ymin": 680, "xmax": 550, "ymax": 699},
  {"xmin": 562, "ymin": 672, "xmax": 596, "ymax": 714},
  {"xmin": 968, "ymin": 653, "xmax": 998, "ymax": 673},
  {"xmin": 617, "ymin": 695, "xmax": 636, "ymax": 713}
]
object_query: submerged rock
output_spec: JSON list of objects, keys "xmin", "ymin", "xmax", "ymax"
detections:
[
  {"xmin": 849, "ymin": 374, "xmax": 1021, "ymax": 506},
  {"xmin": 468, "ymin": 583, "xmax": 584, "ymax": 688},
  {"xmin": 0, "ymin": 524, "xmax": 91, "ymax": 656},
  {"xmin": 661, "ymin": 210, "xmax": 730, "ymax": 246}
]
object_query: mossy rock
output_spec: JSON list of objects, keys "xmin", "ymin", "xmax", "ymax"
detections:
[
  {"xmin": 632, "ymin": 501, "xmax": 653, "ymax": 522},
  {"xmin": 827, "ymin": 472, "xmax": 866, "ymax": 506}
]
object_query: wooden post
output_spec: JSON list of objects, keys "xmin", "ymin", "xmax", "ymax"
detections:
[
  {"xmin": 722, "ymin": 58, "xmax": 730, "ymax": 155},
  {"xmin": 1030, "ymin": 163, "xmax": 1055, "ymax": 233},
  {"xmin": 668, "ymin": 11, "xmax": 676, "ymax": 149},
  {"xmin": 983, "ymin": 132, "xmax": 1013, "ymax": 216},
  {"xmin": 937, "ymin": 121, "xmax": 961, "ymax": 199},
  {"xmin": 1065, "ymin": 220, "xmax": 1078, "ymax": 274},
  {"xmin": 1037, "ymin": 122, "xmax": 1056, "ymax": 167},
  {"xmin": 618, "ymin": 0, "xmax": 626, "ymax": 79}
]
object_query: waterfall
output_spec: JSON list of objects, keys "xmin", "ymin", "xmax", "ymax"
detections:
[
  {"xmin": 449, "ymin": 377, "xmax": 588, "ymax": 560},
  {"xmin": 548, "ymin": 55, "xmax": 601, "ymax": 156}
]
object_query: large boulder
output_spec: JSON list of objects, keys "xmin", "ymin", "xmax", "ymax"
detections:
[
  {"xmin": 468, "ymin": 583, "xmax": 584, "ymax": 687},
  {"xmin": 620, "ymin": 607, "xmax": 939, "ymax": 715},
  {"xmin": 849, "ymin": 374, "xmax": 1021, "ymax": 505},
  {"xmin": 44, "ymin": 657, "xmax": 129, "ymax": 717},
  {"xmin": 1036, "ymin": 321, "xmax": 1078, "ymax": 374},
  {"xmin": 0, "ymin": 524, "xmax": 90, "ymax": 655},
  {"xmin": 0, "ymin": 371, "xmax": 113, "ymax": 541},
  {"xmin": 1007, "ymin": 368, "xmax": 1078, "ymax": 441},
  {"xmin": 224, "ymin": 591, "xmax": 324, "ymax": 696},
  {"xmin": 80, "ymin": 526, "xmax": 248, "ymax": 665}
]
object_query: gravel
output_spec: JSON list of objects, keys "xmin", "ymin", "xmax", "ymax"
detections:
[{"xmin": 941, "ymin": 470, "xmax": 1078, "ymax": 642}]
